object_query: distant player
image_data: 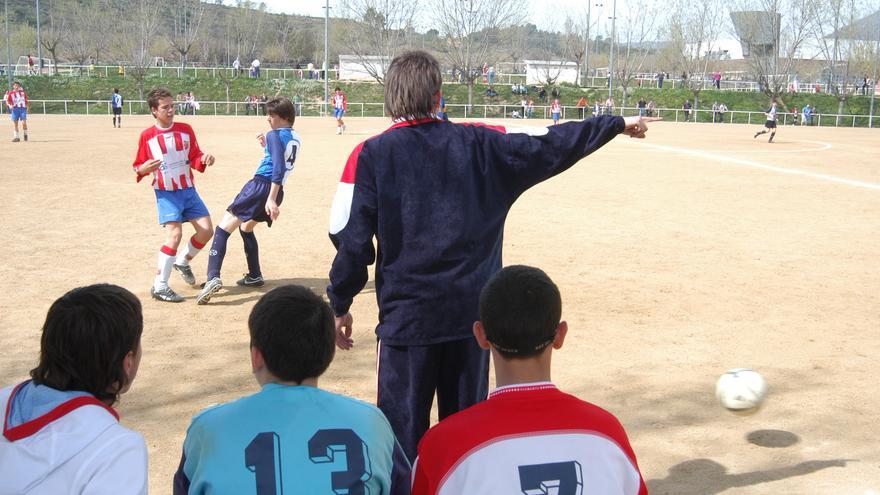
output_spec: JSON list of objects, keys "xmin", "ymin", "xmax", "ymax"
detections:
[
  {"xmin": 173, "ymin": 285, "xmax": 410, "ymax": 494},
  {"xmin": 5, "ymin": 81, "xmax": 29, "ymax": 142},
  {"xmin": 327, "ymin": 50, "xmax": 660, "ymax": 461},
  {"xmin": 111, "ymin": 88, "xmax": 124, "ymax": 128},
  {"xmin": 196, "ymin": 97, "xmax": 302, "ymax": 305},
  {"xmin": 0, "ymin": 284, "xmax": 148, "ymax": 494},
  {"xmin": 412, "ymin": 266, "xmax": 647, "ymax": 495},
  {"xmin": 132, "ymin": 87, "xmax": 215, "ymax": 302},
  {"xmin": 754, "ymin": 99, "xmax": 778, "ymax": 143},
  {"xmin": 332, "ymin": 86, "xmax": 347, "ymax": 134},
  {"xmin": 550, "ymin": 98, "xmax": 561, "ymax": 124}
]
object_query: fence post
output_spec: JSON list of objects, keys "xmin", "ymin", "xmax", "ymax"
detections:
[
  {"xmin": 64, "ymin": 101, "xmax": 68, "ymax": 114},
  {"xmin": 42, "ymin": 101, "xmax": 46, "ymax": 114},
  {"xmin": 86, "ymin": 101, "xmax": 89, "ymax": 115}
]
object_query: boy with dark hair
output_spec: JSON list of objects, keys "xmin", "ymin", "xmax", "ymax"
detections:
[
  {"xmin": 5, "ymin": 81, "xmax": 28, "ymax": 142},
  {"xmin": 0, "ymin": 284, "xmax": 148, "ymax": 493},
  {"xmin": 328, "ymin": 50, "xmax": 659, "ymax": 461},
  {"xmin": 174, "ymin": 285, "xmax": 410, "ymax": 494},
  {"xmin": 754, "ymin": 99, "xmax": 778, "ymax": 143},
  {"xmin": 133, "ymin": 87, "xmax": 216, "ymax": 302},
  {"xmin": 411, "ymin": 266, "xmax": 647, "ymax": 494},
  {"xmin": 111, "ymin": 88, "xmax": 124, "ymax": 128},
  {"xmin": 196, "ymin": 97, "xmax": 302, "ymax": 304},
  {"xmin": 332, "ymin": 86, "xmax": 347, "ymax": 134}
]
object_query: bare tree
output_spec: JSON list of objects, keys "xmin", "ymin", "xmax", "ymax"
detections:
[
  {"xmin": 731, "ymin": 0, "xmax": 817, "ymax": 103},
  {"xmin": 65, "ymin": 0, "xmax": 106, "ymax": 71},
  {"xmin": 229, "ymin": 0, "xmax": 267, "ymax": 63},
  {"xmin": 166, "ymin": 0, "xmax": 206, "ymax": 70},
  {"xmin": 667, "ymin": 0, "xmax": 726, "ymax": 117},
  {"xmin": 811, "ymin": 0, "xmax": 864, "ymax": 123},
  {"xmin": 118, "ymin": 0, "xmax": 161, "ymax": 99},
  {"xmin": 614, "ymin": 0, "xmax": 662, "ymax": 106},
  {"xmin": 431, "ymin": 0, "xmax": 525, "ymax": 108},
  {"xmin": 562, "ymin": 17, "xmax": 586, "ymax": 86},
  {"xmin": 39, "ymin": 0, "xmax": 67, "ymax": 74},
  {"xmin": 338, "ymin": 0, "xmax": 418, "ymax": 84}
]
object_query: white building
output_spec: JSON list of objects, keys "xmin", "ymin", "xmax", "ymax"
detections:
[
  {"xmin": 524, "ymin": 60, "xmax": 580, "ymax": 85},
  {"xmin": 338, "ymin": 55, "xmax": 389, "ymax": 81}
]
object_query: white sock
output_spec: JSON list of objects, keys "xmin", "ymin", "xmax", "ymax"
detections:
[
  {"xmin": 175, "ymin": 236, "xmax": 205, "ymax": 265},
  {"xmin": 14, "ymin": 131, "xmax": 19, "ymax": 139},
  {"xmin": 154, "ymin": 246, "xmax": 176, "ymax": 290}
]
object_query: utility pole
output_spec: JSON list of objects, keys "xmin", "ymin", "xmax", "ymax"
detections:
[
  {"xmin": 608, "ymin": 0, "xmax": 616, "ymax": 100},
  {"xmin": 35, "ymin": 0, "xmax": 41, "ymax": 74},
  {"xmin": 324, "ymin": 0, "xmax": 330, "ymax": 116},
  {"xmin": 870, "ymin": 15, "xmax": 879, "ymax": 128},
  {"xmin": 5, "ymin": 0, "xmax": 11, "ymax": 88},
  {"xmin": 583, "ymin": 1, "xmax": 591, "ymax": 87}
]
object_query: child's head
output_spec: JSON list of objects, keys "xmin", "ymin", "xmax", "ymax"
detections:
[
  {"xmin": 30, "ymin": 284, "xmax": 143, "ymax": 406},
  {"xmin": 248, "ymin": 285, "xmax": 335, "ymax": 384},
  {"xmin": 12, "ymin": 81, "xmax": 21, "ymax": 90},
  {"xmin": 266, "ymin": 97, "xmax": 295, "ymax": 127},
  {"xmin": 478, "ymin": 265, "xmax": 562, "ymax": 359},
  {"xmin": 384, "ymin": 50, "xmax": 442, "ymax": 120},
  {"xmin": 147, "ymin": 87, "xmax": 175, "ymax": 125},
  {"xmin": 114, "ymin": 88, "xmax": 119, "ymax": 94}
]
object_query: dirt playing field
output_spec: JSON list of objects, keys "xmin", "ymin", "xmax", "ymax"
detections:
[{"xmin": 1, "ymin": 114, "xmax": 878, "ymax": 494}]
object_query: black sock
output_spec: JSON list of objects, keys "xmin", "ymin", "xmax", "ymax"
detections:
[
  {"xmin": 206, "ymin": 227, "xmax": 231, "ymax": 280},
  {"xmin": 240, "ymin": 229, "xmax": 261, "ymax": 278}
]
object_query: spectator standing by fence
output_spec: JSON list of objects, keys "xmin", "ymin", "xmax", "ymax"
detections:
[
  {"xmin": 232, "ymin": 57, "xmax": 241, "ymax": 76},
  {"xmin": 250, "ymin": 58, "xmax": 261, "ymax": 78},
  {"xmin": 713, "ymin": 70, "xmax": 721, "ymax": 90},
  {"xmin": 683, "ymin": 100, "xmax": 692, "ymax": 121},
  {"xmin": 657, "ymin": 71, "xmax": 665, "ymax": 88}
]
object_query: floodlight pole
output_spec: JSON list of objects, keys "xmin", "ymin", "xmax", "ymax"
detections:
[
  {"xmin": 324, "ymin": 0, "xmax": 330, "ymax": 116},
  {"xmin": 5, "ymin": 0, "xmax": 11, "ymax": 88},
  {"xmin": 608, "ymin": 0, "xmax": 616, "ymax": 100},
  {"xmin": 583, "ymin": 1, "xmax": 591, "ymax": 87},
  {"xmin": 870, "ymin": 18, "xmax": 879, "ymax": 128},
  {"xmin": 35, "ymin": 0, "xmax": 41, "ymax": 74}
]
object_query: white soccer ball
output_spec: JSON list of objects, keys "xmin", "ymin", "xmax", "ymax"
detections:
[{"xmin": 716, "ymin": 368, "xmax": 767, "ymax": 415}]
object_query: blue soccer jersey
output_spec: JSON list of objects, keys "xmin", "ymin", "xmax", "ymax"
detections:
[
  {"xmin": 173, "ymin": 384, "xmax": 411, "ymax": 495},
  {"xmin": 254, "ymin": 128, "xmax": 301, "ymax": 186}
]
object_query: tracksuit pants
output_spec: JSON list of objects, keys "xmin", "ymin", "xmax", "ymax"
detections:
[{"xmin": 377, "ymin": 337, "xmax": 490, "ymax": 462}]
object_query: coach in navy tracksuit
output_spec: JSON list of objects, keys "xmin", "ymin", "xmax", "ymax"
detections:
[{"xmin": 327, "ymin": 51, "xmax": 659, "ymax": 461}]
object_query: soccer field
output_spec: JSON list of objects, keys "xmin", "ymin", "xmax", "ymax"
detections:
[{"xmin": 1, "ymin": 114, "xmax": 878, "ymax": 494}]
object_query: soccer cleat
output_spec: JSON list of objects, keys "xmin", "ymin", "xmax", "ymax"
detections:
[
  {"xmin": 173, "ymin": 263, "xmax": 197, "ymax": 285},
  {"xmin": 753, "ymin": 132, "xmax": 759, "ymax": 139},
  {"xmin": 151, "ymin": 286, "xmax": 184, "ymax": 303},
  {"xmin": 342, "ymin": 124, "xmax": 346, "ymax": 133},
  {"xmin": 236, "ymin": 274, "xmax": 265, "ymax": 287},
  {"xmin": 12, "ymin": 137, "xmax": 19, "ymax": 142},
  {"xmin": 336, "ymin": 127, "xmax": 341, "ymax": 135},
  {"xmin": 23, "ymin": 134, "xmax": 27, "ymax": 142},
  {"xmin": 196, "ymin": 277, "xmax": 222, "ymax": 305}
]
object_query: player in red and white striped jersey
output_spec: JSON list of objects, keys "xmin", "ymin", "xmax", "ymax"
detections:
[
  {"xmin": 132, "ymin": 87, "xmax": 216, "ymax": 302},
  {"xmin": 412, "ymin": 266, "xmax": 647, "ymax": 495},
  {"xmin": 332, "ymin": 87, "xmax": 347, "ymax": 134},
  {"xmin": 5, "ymin": 81, "xmax": 29, "ymax": 142}
]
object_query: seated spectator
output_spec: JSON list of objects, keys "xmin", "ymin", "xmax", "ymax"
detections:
[
  {"xmin": 173, "ymin": 285, "xmax": 410, "ymax": 494},
  {"xmin": 538, "ymin": 86, "xmax": 547, "ymax": 101},
  {"xmin": 646, "ymin": 100, "xmax": 656, "ymax": 117},
  {"xmin": 0, "ymin": 284, "xmax": 148, "ymax": 494},
  {"xmin": 486, "ymin": 86, "xmax": 498, "ymax": 97},
  {"xmin": 510, "ymin": 109, "xmax": 521, "ymax": 119},
  {"xmin": 412, "ymin": 266, "xmax": 647, "ymax": 495}
]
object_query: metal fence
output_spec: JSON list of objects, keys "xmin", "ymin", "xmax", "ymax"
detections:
[{"xmin": 10, "ymin": 99, "xmax": 878, "ymax": 128}]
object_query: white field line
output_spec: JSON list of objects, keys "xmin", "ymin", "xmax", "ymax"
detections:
[{"xmin": 626, "ymin": 140, "xmax": 880, "ymax": 191}]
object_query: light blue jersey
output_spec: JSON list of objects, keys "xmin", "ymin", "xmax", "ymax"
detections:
[
  {"xmin": 174, "ymin": 384, "xmax": 411, "ymax": 495},
  {"xmin": 255, "ymin": 128, "xmax": 301, "ymax": 186}
]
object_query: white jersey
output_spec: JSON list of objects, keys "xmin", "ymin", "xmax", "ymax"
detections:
[{"xmin": 0, "ymin": 383, "xmax": 148, "ymax": 495}]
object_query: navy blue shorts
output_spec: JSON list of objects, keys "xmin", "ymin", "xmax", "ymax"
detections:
[{"xmin": 228, "ymin": 176, "xmax": 284, "ymax": 227}]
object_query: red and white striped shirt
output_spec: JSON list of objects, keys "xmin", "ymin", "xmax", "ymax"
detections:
[
  {"xmin": 132, "ymin": 122, "xmax": 207, "ymax": 191},
  {"xmin": 333, "ymin": 92, "xmax": 347, "ymax": 110},
  {"xmin": 4, "ymin": 89, "xmax": 28, "ymax": 109},
  {"xmin": 551, "ymin": 101, "xmax": 561, "ymax": 114},
  {"xmin": 412, "ymin": 382, "xmax": 647, "ymax": 495}
]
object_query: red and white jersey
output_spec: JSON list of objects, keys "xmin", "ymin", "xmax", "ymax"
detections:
[
  {"xmin": 412, "ymin": 383, "xmax": 647, "ymax": 495},
  {"xmin": 132, "ymin": 122, "xmax": 206, "ymax": 191},
  {"xmin": 4, "ymin": 89, "xmax": 28, "ymax": 109},
  {"xmin": 551, "ymin": 101, "xmax": 561, "ymax": 113},
  {"xmin": 333, "ymin": 92, "xmax": 347, "ymax": 110}
]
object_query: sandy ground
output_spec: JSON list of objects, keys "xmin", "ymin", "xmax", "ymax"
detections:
[{"xmin": 1, "ymin": 114, "xmax": 878, "ymax": 494}]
